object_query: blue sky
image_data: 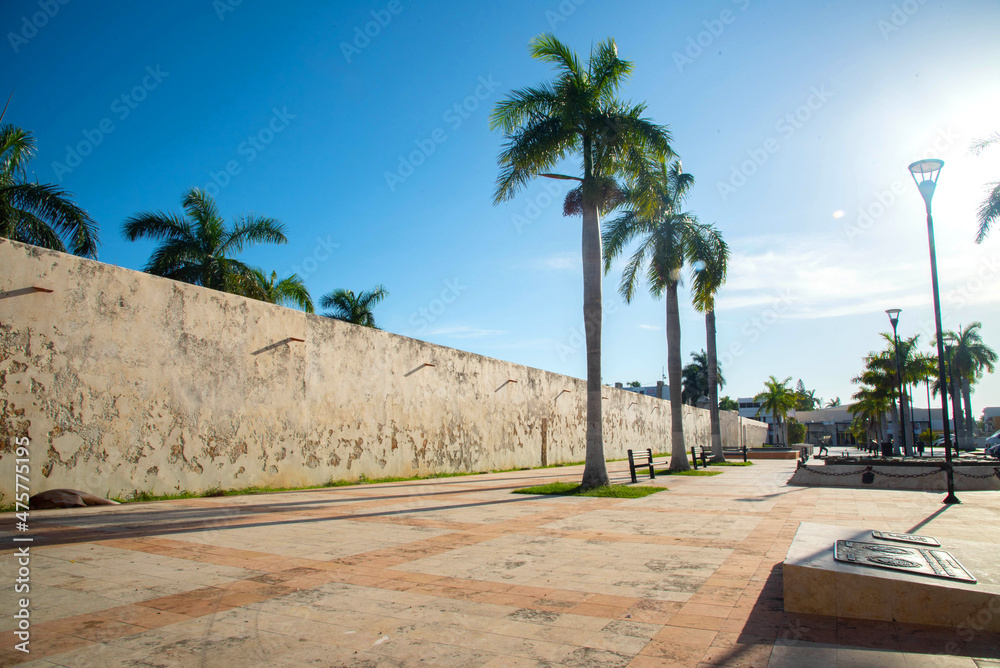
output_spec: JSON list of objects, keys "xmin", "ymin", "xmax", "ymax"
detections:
[{"xmin": 4, "ymin": 0, "xmax": 999, "ymax": 415}]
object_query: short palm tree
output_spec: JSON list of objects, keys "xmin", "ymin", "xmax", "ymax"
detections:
[
  {"xmin": 825, "ymin": 397, "xmax": 842, "ymax": 408},
  {"xmin": 971, "ymin": 133, "xmax": 1000, "ymax": 243},
  {"xmin": 123, "ymin": 188, "xmax": 287, "ymax": 298},
  {"xmin": 490, "ymin": 34, "xmax": 673, "ymax": 488},
  {"xmin": 691, "ymin": 225, "xmax": 729, "ymax": 462},
  {"xmin": 944, "ymin": 323, "xmax": 996, "ymax": 439},
  {"xmin": 250, "ymin": 268, "xmax": 314, "ymax": 313},
  {"xmin": 850, "ymin": 382, "xmax": 891, "ymax": 445},
  {"xmin": 1, "ymin": 124, "xmax": 98, "ymax": 257},
  {"xmin": 321, "ymin": 286, "xmax": 388, "ymax": 328},
  {"xmin": 604, "ymin": 160, "xmax": 712, "ymax": 471},
  {"xmin": 680, "ymin": 350, "xmax": 726, "ymax": 406},
  {"xmin": 755, "ymin": 376, "xmax": 796, "ymax": 447}
]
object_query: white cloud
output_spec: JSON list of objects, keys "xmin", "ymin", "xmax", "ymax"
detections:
[
  {"xmin": 714, "ymin": 235, "xmax": 1000, "ymax": 321},
  {"xmin": 520, "ymin": 252, "xmax": 579, "ymax": 271},
  {"xmin": 638, "ymin": 324, "xmax": 660, "ymax": 331}
]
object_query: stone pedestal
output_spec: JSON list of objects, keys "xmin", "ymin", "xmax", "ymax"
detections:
[{"xmin": 783, "ymin": 522, "xmax": 1000, "ymax": 630}]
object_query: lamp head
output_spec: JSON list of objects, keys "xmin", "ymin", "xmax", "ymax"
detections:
[
  {"xmin": 885, "ymin": 308, "xmax": 901, "ymax": 327},
  {"xmin": 909, "ymin": 159, "xmax": 944, "ymax": 208}
]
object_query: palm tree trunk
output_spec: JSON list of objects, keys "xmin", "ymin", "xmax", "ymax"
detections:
[
  {"xmin": 706, "ymin": 309, "xmax": 724, "ymax": 463},
  {"xmin": 950, "ymin": 373, "xmax": 964, "ymax": 450},
  {"xmin": 962, "ymin": 378, "xmax": 974, "ymax": 439},
  {"xmin": 579, "ymin": 173, "xmax": 610, "ymax": 489},
  {"xmin": 666, "ymin": 281, "xmax": 688, "ymax": 471},
  {"xmin": 891, "ymin": 402, "xmax": 901, "ymax": 455},
  {"xmin": 900, "ymin": 391, "xmax": 911, "ymax": 456}
]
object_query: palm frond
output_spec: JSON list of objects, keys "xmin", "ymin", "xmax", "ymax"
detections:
[
  {"xmin": 182, "ymin": 188, "xmax": 220, "ymax": 225},
  {"xmin": 489, "ymin": 84, "xmax": 558, "ymax": 133},
  {"xmin": 0, "ymin": 124, "xmax": 34, "ymax": 178},
  {"xmin": 529, "ymin": 33, "xmax": 584, "ymax": 81},
  {"xmin": 493, "ymin": 117, "xmax": 575, "ymax": 203},
  {"xmin": 589, "ymin": 38, "xmax": 632, "ymax": 99},
  {"xmin": 221, "ymin": 215, "xmax": 287, "ymax": 255},
  {"xmin": 970, "ymin": 133, "xmax": 1000, "ymax": 156},
  {"xmin": 122, "ymin": 211, "xmax": 191, "ymax": 242},
  {"xmin": 6, "ymin": 209, "xmax": 66, "ymax": 252},
  {"xmin": 3, "ymin": 181, "xmax": 98, "ymax": 257},
  {"xmin": 975, "ymin": 181, "xmax": 1000, "ymax": 244}
]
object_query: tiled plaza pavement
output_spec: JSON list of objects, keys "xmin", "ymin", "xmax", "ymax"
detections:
[{"xmin": 2, "ymin": 458, "xmax": 1000, "ymax": 667}]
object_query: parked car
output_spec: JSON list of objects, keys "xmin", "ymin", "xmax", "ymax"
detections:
[
  {"xmin": 986, "ymin": 429, "xmax": 1000, "ymax": 448},
  {"xmin": 932, "ymin": 436, "xmax": 979, "ymax": 452},
  {"xmin": 986, "ymin": 442, "xmax": 1000, "ymax": 459}
]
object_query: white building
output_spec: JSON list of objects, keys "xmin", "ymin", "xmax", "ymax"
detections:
[
  {"xmin": 737, "ymin": 398, "xmax": 783, "ymax": 444},
  {"xmin": 618, "ymin": 381, "xmax": 668, "ymax": 400},
  {"xmin": 984, "ymin": 407, "xmax": 1000, "ymax": 432}
]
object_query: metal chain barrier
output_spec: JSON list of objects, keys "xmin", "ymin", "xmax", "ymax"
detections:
[
  {"xmin": 797, "ymin": 464, "xmax": 873, "ymax": 477},
  {"xmin": 797, "ymin": 464, "xmax": 968, "ymax": 479},
  {"xmin": 953, "ymin": 467, "xmax": 1000, "ymax": 479}
]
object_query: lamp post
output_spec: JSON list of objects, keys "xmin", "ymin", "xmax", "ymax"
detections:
[
  {"xmin": 885, "ymin": 308, "xmax": 906, "ymax": 456},
  {"xmin": 908, "ymin": 158, "xmax": 958, "ymax": 504}
]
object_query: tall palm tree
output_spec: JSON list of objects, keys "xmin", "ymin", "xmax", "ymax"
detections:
[
  {"xmin": 944, "ymin": 323, "xmax": 996, "ymax": 439},
  {"xmin": 691, "ymin": 226, "xmax": 729, "ymax": 462},
  {"xmin": 971, "ymin": 133, "xmax": 1000, "ymax": 243},
  {"xmin": 123, "ymin": 188, "xmax": 287, "ymax": 298},
  {"xmin": 928, "ymin": 347, "xmax": 962, "ymax": 451},
  {"xmin": 755, "ymin": 376, "xmax": 796, "ymax": 447},
  {"xmin": 250, "ymin": 268, "xmax": 314, "ymax": 313},
  {"xmin": 1, "ymin": 124, "xmax": 98, "ymax": 257},
  {"xmin": 321, "ymin": 286, "xmax": 388, "ymax": 328},
  {"xmin": 604, "ymin": 160, "xmax": 710, "ymax": 472},
  {"xmin": 490, "ymin": 34, "xmax": 673, "ymax": 488}
]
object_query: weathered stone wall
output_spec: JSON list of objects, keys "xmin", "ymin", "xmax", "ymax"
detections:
[{"xmin": 0, "ymin": 240, "xmax": 769, "ymax": 497}]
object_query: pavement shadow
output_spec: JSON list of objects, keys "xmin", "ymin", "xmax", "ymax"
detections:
[{"xmin": 712, "ymin": 563, "xmax": 1000, "ymax": 662}]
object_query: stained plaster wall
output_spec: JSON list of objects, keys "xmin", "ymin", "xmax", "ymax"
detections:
[{"xmin": 0, "ymin": 240, "xmax": 769, "ymax": 498}]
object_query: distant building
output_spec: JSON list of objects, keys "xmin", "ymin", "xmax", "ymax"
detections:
[
  {"xmin": 617, "ymin": 381, "xmax": 668, "ymax": 400},
  {"xmin": 984, "ymin": 407, "xmax": 1000, "ymax": 432},
  {"xmin": 736, "ymin": 399, "xmax": 949, "ymax": 446},
  {"xmin": 794, "ymin": 405, "xmax": 948, "ymax": 446},
  {"xmin": 738, "ymin": 398, "xmax": 781, "ymax": 444}
]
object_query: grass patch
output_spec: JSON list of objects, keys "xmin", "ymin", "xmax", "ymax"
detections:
[
  {"xmin": 655, "ymin": 469, "xmax": 721, "ymax": 477},
  {"xmin": 538, "ymin": 460, "xmax": 585, "ymax": 469},
  {"xmin": 100, "ymin": 467, "xmax": 539, "ymax": 506},
  {"xmin": 711, "ymin": 461, "xmax": 754, "ymax": 467},
  {"xmin": 512, "ymin": 482, "xmax": 666, "ymax": 498}
]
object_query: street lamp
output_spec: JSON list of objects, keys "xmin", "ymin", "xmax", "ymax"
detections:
[
  {"xmin": 885, "ymin": 308, "xmax": 906, "ymax": 456},
  {"xmin": 908, "ymin": 158, "xmax": 958, "ymax": 504}
]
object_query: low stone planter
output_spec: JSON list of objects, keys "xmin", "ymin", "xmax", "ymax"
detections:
[{"xmin": 743, "ymin": 447, "xmax": 807, "ymax": 460}]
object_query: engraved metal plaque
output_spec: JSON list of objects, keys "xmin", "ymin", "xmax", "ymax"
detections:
[
  {"xmin": 834, "ymin": 540, "xmax": 976, "ymax": 583},
  {"xmin": 871, "ymin": 530, "xmax": 941, "ymax": 547}
]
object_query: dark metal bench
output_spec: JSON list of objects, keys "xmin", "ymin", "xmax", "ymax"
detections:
[
  {"xmin": 627, "ymin": 448, "xmax": 660, "ymax": 483},
  {"xmin": 692, "ymin": 445, "xmax": 748, "ymax": 469}
]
